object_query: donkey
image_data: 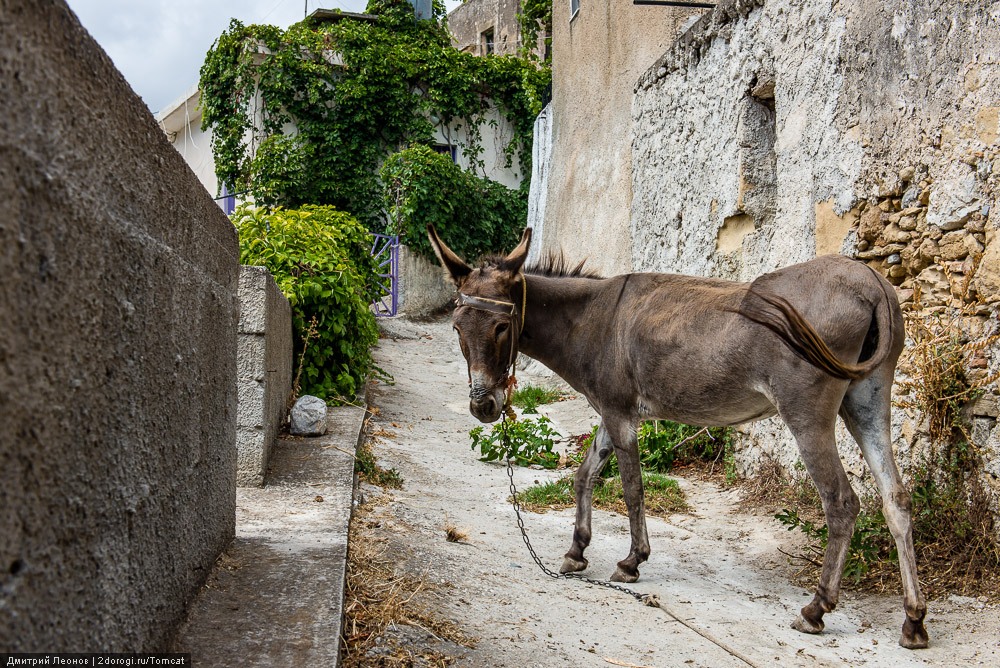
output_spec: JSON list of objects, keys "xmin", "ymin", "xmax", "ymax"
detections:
[{"xmin": 427, "ymin": 225, "xmax": 928, "ymax": 649}]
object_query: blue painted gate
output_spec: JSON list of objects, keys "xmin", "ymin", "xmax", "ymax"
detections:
[{"xmin": 370, "ymin": 233, "xmax": 399, "ymax": 317}]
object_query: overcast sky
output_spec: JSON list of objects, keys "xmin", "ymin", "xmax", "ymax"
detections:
[{"xmin": 66, "ymin": 0, "xmax": 463, "ymax": 115}]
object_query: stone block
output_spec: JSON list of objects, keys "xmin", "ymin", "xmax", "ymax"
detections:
[{"xmin": 236, "ymin": 266, "xmax": 293, "ymax": 486}]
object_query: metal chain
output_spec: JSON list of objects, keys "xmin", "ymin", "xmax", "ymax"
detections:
[
  {"xmin": 501, "ymin": 413, "xmax": 656, "ymax": 606},
  {"xmin": 500, "ymin": 413, "xmax": 762, "ymax": 668}
]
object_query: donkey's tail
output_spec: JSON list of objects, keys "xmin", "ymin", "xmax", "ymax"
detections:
[{"xmin": 737, "ymin": 276, "xmax": 896, "ymax": 381}]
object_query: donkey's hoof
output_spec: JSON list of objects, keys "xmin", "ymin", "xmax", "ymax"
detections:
[
  {"xmin": 900, "ymin": 617, "xmax": 929, "ymax": 649},
  {"xmin": 792, "ymin": 615, "xmax": 824, "ymax": 635},
  {"xmin": 610, "ymin": 566, "xmax": 639, "ymax": 583},
  {"xmin": 560, "ymin": 556, "xmax": 588, "ymax": 574}
]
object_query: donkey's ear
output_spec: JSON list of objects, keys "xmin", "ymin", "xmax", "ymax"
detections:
[
  {"xmin": 499, "ymin": 227, "xmax": 532, "ymax": 276},
  {"xmin": 427, "ymin": 224, "xmax": 472, "ymax": 286}
]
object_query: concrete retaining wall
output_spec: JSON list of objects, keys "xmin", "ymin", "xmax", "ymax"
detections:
[
  {"xmin": 398, "ymin": 245, "xmax": 455, "ymax": 316},
  {"xmin": 237, "ymin": 266, "xmax": 293, "ymax": 487},
  {"xmin": 0, "ymin": 0, "xmax": 239, "ymax": 650}
]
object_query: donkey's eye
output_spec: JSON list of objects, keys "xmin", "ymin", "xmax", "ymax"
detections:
[{"xmin": 494, "ymin": 322, "xmax": 510, "ymax": 340}]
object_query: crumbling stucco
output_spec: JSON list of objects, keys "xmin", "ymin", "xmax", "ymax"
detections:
[{"xmin": 631, "ymin": 0, "xmax": 1000, "ymax": 503}]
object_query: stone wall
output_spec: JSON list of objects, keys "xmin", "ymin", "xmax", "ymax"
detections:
[
  {"xmin": 448, "ymin": 0, "xmax": 524, "ymax": 56},
  {"xmin": 0, "ymin": 0, "xmax": 239, "ymax": 650},
  {"xmin": 237, "ymin": 266, "xmax": 293, "ymax": 487},
  {"xmin": 399, "ymin": 245, "xmax": 455, "ymax": 316},
  {"xmin": 631, "ymin": 0, "xmax": 1000, "ymax": 500}
]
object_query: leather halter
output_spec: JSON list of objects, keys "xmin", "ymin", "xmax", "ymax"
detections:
[{"xmin": 455, "ymin": 274, "xmax": 527, "ymax": 400}]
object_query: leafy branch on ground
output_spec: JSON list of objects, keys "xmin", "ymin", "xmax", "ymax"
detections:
[
  {"xmin": 570, "ymin": 420, "xmax": 737, "ymax": 483},
  {"xmin": 515, "ymin": 419, "xmax": 734, "ymax": 518},
  {"xmin": 469, "ymin": 414, "xmax": 560, "ymax": 469}
]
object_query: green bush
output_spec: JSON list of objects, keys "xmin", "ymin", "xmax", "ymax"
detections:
[
  {"xmin": 380, "ymin": 145, "xmax": 526, "ymax": 262},
  {"xmin": 233, "ymin": 204, "xmax": 380, "ymax": 400},
  {"xmin": 199, "ymin": 6, "xmax": 549, "ymax": 228},
  {"xmin": 576, "ymin": 421, "xmax": 735, "ymax": 481}
]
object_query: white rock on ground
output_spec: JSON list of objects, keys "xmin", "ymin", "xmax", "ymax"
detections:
[{"xmin": 290, "ymin": 395, "xmax": 327, "ymax": 436}]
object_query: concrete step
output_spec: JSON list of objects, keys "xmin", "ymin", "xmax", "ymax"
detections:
[{"xmin": 173, "ymin": 404, "xmax": 366, "ymax": 667}]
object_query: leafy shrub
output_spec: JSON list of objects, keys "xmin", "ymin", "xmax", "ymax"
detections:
[
  {"xmin": 469, "ymin": 415, "xmax": 560, "ymax": 469},
  {"xmin": 233, "ymin": 204, "xmax": 380, "ymax": 400},
  {"xmin": 775, "ymin": 506, "xmax": 895, "ymax": 585},
  {"xmin": 381, "ymin": 145, "xmax": 526, "ymax": 262},
  {"xmin": 199, "ymin": 7, "xmax": 549, "ymax": 229}
]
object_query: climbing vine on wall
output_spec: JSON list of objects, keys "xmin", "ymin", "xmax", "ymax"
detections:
[
  {"xmin": 519, "ymin": 0, "xmax": 552, "ymax": 63},
  {"xmin": 199, "ymin": 0, "xmax": 550, "ymax": 230}
]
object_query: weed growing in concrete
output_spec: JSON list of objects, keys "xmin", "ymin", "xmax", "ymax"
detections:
[{"xmin": 509, "ymin": 384, "xmax": 564, "ymax": 413}]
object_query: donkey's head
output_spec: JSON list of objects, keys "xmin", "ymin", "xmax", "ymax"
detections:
[{"xmin": 427, "ymin": 225, "xmax": 532, "ymax": 423}]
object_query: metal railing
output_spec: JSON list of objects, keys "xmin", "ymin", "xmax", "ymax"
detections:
[{"xmin": 370, "ymin": 233, "xmax": 399, "ymax": 317}]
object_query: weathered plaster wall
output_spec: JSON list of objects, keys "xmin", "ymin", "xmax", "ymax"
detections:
[
  {"xmin": 237, "ymin": 266, "xmax": 293, "ymax": 487},
  {"xmin": 631, "ymin": 0, "xmax": 1000, "ymax": 498},
  {"xmin": 0, "ymin": 0, "xmax": 239, "ymax": 650},
  {"xmin": 526, "ymin": 104, "xmax": 552, "ymax": 267},
  {"xmin": 541, "ymin": 0, "xmax": 704, "ymax": 276}
]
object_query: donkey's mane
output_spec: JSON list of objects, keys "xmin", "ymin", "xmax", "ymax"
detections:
[{"xmin": 478, "ymin": 251, "xmax": 601, "ymax": 279}]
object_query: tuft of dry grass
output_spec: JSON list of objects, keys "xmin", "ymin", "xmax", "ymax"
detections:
[
  {"xmin": 340, "ymin": 496, "xmax": 476, "ymax": 667},
  {"xmin": 443, "ymin": 524, "xmax": 469, "ymax": 544}
]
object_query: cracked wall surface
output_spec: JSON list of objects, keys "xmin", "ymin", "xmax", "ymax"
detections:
[{"xmin": 631, "ymin": 0, "xmax": 1000, "ymax": 500}]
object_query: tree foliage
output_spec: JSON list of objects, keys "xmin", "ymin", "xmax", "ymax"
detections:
[
  {"xmin": 381, "ymin": 145, "xmax": 525, "ymax": 261},
  {"xmin": 199, "ymin": 0, "xmax": 550, "ymax": 230}
]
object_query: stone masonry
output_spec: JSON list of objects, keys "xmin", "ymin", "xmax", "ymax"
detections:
[{"xmin": 631, "ymin": 0, "xmax": 999, "ymax": 506}]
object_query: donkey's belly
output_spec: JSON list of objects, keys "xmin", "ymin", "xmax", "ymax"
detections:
[{"xmin": 639, "ymin": 390, "xmax": 777, "ymax": 428}]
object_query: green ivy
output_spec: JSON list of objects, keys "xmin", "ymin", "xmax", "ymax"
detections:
[
  {"xmin": 233, "ymin": 204, "xmax": 380, "ymax": 401},
  {"xmin": 381, "ymin": 144, "xmax": 525, "ymax": 261},
  {"xmin": 519, "ymin": 0, "xmax": 552, "ymax": 63},
  {"xmin": 199, "ymin": 0, "xmax": 550, "ymax": 231}
]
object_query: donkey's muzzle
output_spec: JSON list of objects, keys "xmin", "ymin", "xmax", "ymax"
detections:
[{"xmin": 469, "ymin": 380, "xmax": 505, "ymax": 423}]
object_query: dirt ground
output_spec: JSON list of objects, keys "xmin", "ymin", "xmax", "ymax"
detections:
[{"xmin": 357, "ymin": 315, "xmax": 1000, "ymax": 668}]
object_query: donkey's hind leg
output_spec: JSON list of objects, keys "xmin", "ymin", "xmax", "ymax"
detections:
[
  {"xmin": 784, "ymin": 411, "xmax": 860, "ymax": 637},
  {"xmin": 840, "ymin": 373, "xmax": 928, "ymax": 649},
  {"xmin": 606, "ymin": 416, "xmax": 649, "ymax": 583},
  {"xmin": 561, "ymin": 422, "xmax": 615, "ymax": 574}
]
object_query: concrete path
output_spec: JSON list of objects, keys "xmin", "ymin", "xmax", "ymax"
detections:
[{"xmin": 172, "ymin": 404, "xmax": 366, "ymax": 666}]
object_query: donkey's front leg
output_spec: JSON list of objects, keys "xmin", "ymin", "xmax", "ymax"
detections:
[
  {"xmin": 561, "ymin": 422, "xmax": 615, "ymax": 574},
  {"xmin": 609, "ymin": 418, "xmax": 649, "ymax": 583}
]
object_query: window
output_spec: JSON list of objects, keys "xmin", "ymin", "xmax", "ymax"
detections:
[
  {"xmin": 481, "ymin": 27, "xmax": 495, "ymax": 55},
  {"xmin": 432, "ymin": 144, "xmax": 458, "ymax": 163},
  {"xmin": 570, "ymin": 0, "xmax": 580, "ymax": 20}
]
